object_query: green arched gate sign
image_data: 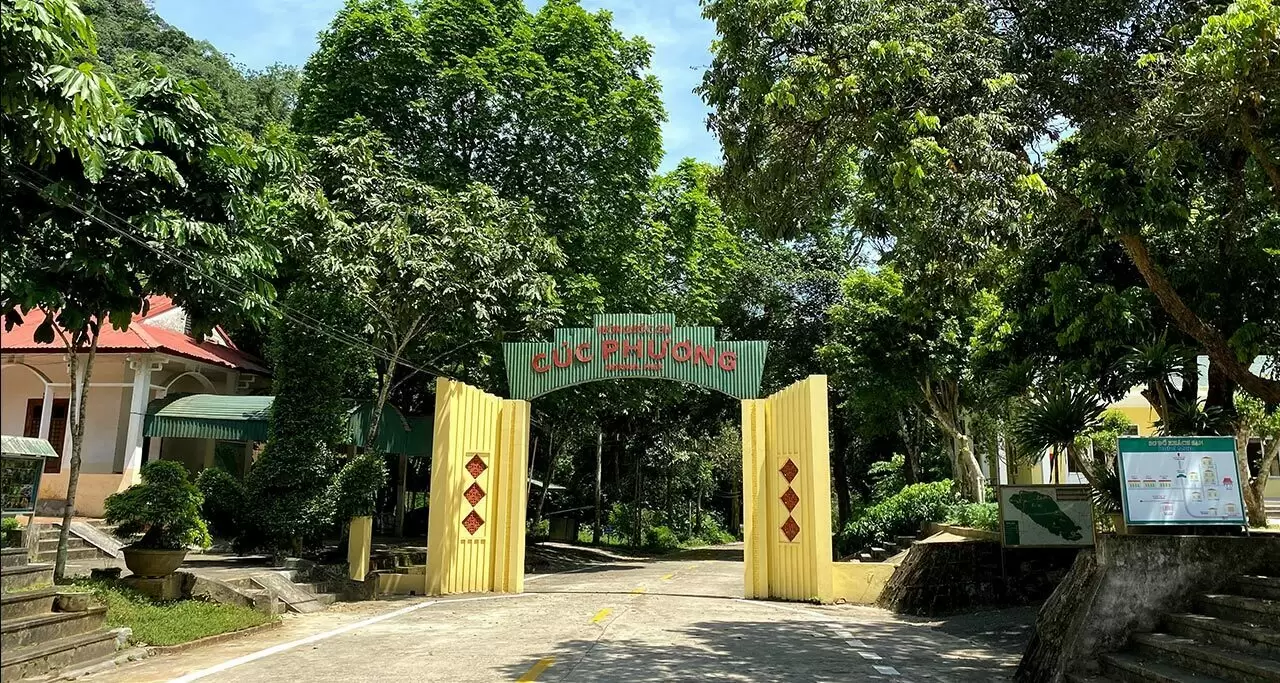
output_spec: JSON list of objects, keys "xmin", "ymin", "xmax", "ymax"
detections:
[{"xmin": 502, "ymin": 313, "xmax": 767, "ymax": 399}]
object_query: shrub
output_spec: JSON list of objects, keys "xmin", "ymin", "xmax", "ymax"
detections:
[
  {"xmin": 644, "ymin": 525, "xmax": 680, "ymax": 552},
  {"xmin": 327, "ymin": 452, "xmax": 388, "ymax": 521},
  {"xmin": 839, "ymin": 480, "xmax": 955, "ymax": 554},
  {"xmin": 868, "ymin": 455, "xmax": 907, "ymax": 502},
  {"xmin": 195, "ymin": 468, "xmax": 245, "ymax": 539},
  {"xmin": 946, "ymin": 502, "xmax": 999, "ymax": 532},
  {"xmin": 527, "ymin": 518, "xmax": 550, "ymax": 540},
  {"xmin": 690, "ymin": 514, "xmax": 736, "ymax": 546},
  {"xmin": 104, "ymin": 460, "xmax": 211, "ymax": 550},
  {"xmin": 1, "ymin": 517, "xmax": 19, "ymax": 531}
]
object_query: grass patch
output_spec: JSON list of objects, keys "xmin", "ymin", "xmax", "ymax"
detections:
[{"xmin": 71, "ymin": 578, "xmax": 276, "ymax": 646}]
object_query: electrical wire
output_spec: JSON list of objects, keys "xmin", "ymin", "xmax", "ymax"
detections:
[{"xmin": 8, "ymin": 166, "xmax": 456, "ymax": 381}]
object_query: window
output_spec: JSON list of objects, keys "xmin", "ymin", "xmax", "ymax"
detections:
[
  {"xmin": 23, "ymin": 398, "xmax": 68, "ymax": 473},
  {"xmin": 1124, "ymin": 425, "xmax": 1140, "ymax": 436}
]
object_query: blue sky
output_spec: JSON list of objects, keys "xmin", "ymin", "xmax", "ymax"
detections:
[{"xmin": 152, "ymin": 0, "xmax": 720, "ymax": 171}]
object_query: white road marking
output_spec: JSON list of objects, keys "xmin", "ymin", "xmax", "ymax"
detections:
[
  {"xmin": 857, "ymin": 651, "xmax": 882, "ymax": 660},
  {"xmin": 833, "ymin": 629, "xmax": 854, "ymax": 638},
  {"xmin": 845, "ymin": 639, "xmax": 868, "ymax": 648},
  {"xmin": 167, "ymin": 594, "xmax": 527, "ymax": 682},
  {"xmin": 526, "ymin": 564, "xmax": 608, "ymax": 582},
  {"xmin": 872, "ymin": 665, "xmax": 901, "ymax": 675}
]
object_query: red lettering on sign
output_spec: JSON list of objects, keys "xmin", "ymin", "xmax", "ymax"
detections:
[
  {"xmin": 552, "ymin": 343, "xmax": 572, "ymax": 368},
  {"xmin": 532, "ymin": 353, "xmax": 550, "ymax": 373},
  {"xmin": 622, "ymin": 339, "xmax": 644, "ymax": 358},
  {"xmin": 693, "ymin": 345, "xmax": 716, "ymax": 366},
  {"xmin": 602, "ymin": 339, "xmax": 619, "ymax": 360},
  {"xmin": 646, "ymin": 339, "xmax": 669, "ymax": 360},
  {"xmin": 718, "ymin": 350, "xmax": 737, "ymax": 371},
  {"xmin": 574, "ymin": 342, "xmax": 593, "ymax": 363},
  {"xmin": 671, "ymin": 340, "xmax": 693, "ymax": 362}
]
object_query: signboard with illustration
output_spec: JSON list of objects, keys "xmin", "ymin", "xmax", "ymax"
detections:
[
  {"xmin": 1118, "ymin": 436, "xmax": 1245, "ymax": 526},
  {"xmin": 998, "ymin": 485, "xmax": 1096, "ymax": 547}
]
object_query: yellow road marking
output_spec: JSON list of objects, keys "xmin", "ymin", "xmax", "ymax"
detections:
[
  {"xmin": 516, "ymin": 657, "xmax": 555, "ymax": 681},
  {"xmin": 631, "ymin": 587, "xmax": 647, "ymax": 594},
  {"xmin": 591, "ymin": 608, "xmax": 613, "ymax": 624},
  {"xmin": 686, "ymin": 564, "xmax": 697, "ymax": 570},
  {"xmin": 661, "ymin": 573, "xmax": 675, "ymax": 580}
]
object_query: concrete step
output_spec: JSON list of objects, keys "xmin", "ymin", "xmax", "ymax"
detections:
[
  {"xmin": 1, "ymin": 562, "xmax": 53, "ymax": 592},
  {"xmin": 2, "ymin": 547, "xmax": 28, "ymax": 568},
  {"xmin": 1132, "ymin": 631, "xmax": 1280, "ymax": 683},
  {"xmin": 38, "ymin": 537, "xmax": 95, "ymax": 552},
  {"xmin": 34, "ymin": 546, "xmax": 109, "ymax": 563},
  {"xmin": 895, "ymin": 535, "xmax": 918, "ymax": 546},
  {"xmin": 1066, "ymin": 674, "xmax": 1121, "ymax": 683},
  {"xmin": 0, "ymin": 606, "xmax": 108, "ymax": 650},
  {"xmin": 858, "ymin": 553, "xmax": 874, "ymax": 562},
  {"xmin": 1197, "ymin": 593, "xmax": 1280, "ymax": 630},
  {"xmin": 0, "ymin": 585, "xmax": 56, "ymax": 621},
  {"xmin": 1234, "ymin": 575, "xmax": 1280, "ymax": 601},
  {"xmin": 0, "ymin": 628, "xmax": 119, "ymax": 682},
  {"xmin": 1166, "ymin": 612, "xmax": 1280, "ymax": 658},
  {"xmin": 1099, "ymin": 651, "xmax": 1229, "ymax": 683}
]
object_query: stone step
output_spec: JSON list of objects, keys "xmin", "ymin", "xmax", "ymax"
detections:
[
  {"xmin": 38, "ymin": 537, "xmax": 95, "ymax": 552},
  {"xmin": 2, "ymin": 562, "xmax": 53, "ymax": 592},
  {"xmin": 895, "ymin": 535, "xmax": 918, "ymax": 546},
  {"xmin": 1132, "ymin": 631, "xmax": 1280, "ymax": 683},
  {"xmin": 1197, "ymin": 593, "xmax": 1280, "ymax": 630},
  {"xmin": 2, "ymin": 546, "xmax": 27, "ymax": 568},
  {"xmin": 1234, "ymin": 575, "xmax": 1280, "ymax": 601},
  {"xmin": 1166, "ymin": 612, "xmax": 1280, "ymax": 658},
  {"xmin": 857, "ymin": 553, "xmax": 874, "ymax": 563},
  {"xmin": 0, "ymin": 585, "xmax": 56, "ymax": 621},
  {"xmin": 1099, "ymin": 651, "xmax": 1229, "ymax": 683},
  {"xmin": 0, "ymin": 606, "xmax": 108, "ymax": 650},
  {"xmin": 0, "ymin": 628, "xmax": 119, "ymax": 682},
  {"xmin": 1066, "ymin": 674, "xmax": 1121, "ymax": 683},
  {"xmin": 34, "ymin": 546, "xmax": 110, "ymax": 563}
]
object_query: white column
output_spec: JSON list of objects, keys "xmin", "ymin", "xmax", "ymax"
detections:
[
  {"xmin": 121, "ymin": 357, "xmax": 153, "ymax": 476},
  {"xmin": 996, "ymin": 434, "xmax": 1009, "ymax": 486},
  {"xmin": 38, "ymin": 384, "xmax": 54, "ymax": 440}
]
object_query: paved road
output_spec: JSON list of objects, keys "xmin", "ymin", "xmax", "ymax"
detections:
[{"xmin": 90, "ymin": 545, "xmax": 1021, "ymax": 682}]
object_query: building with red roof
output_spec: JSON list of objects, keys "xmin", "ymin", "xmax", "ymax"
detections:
[{"xmin": 1, "ymin": 297, "xmax": 269, "ymax": 516}]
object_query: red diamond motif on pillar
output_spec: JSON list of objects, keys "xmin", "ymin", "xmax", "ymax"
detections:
[
  {"xmin": 781, "ymin": 516, "xmax": 800, "ymax": 542},
  {"xmin": 780, "ymin": 487, "xmax": 799, "ymax": 512},
  {"xmin": 465, "ymin": 454, "xmax": 487, "ymax": 479},
  {"xmin": 464, "ymin": 482, "xmax": 486, "ymax": 507},
  {"xmin": 779, "ymin": 458, "xmax": 798, "ymax": 483},
  {"xmin": 462, "ymin": 510, "xmax": 485, "ymax": 535}
]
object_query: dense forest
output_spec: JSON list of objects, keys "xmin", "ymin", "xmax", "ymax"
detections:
[{"xmin": 3, "ymin": 0, "xmax": 1277, "ymax": 568}]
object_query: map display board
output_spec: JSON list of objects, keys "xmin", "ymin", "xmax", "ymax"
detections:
[
  {"xmin": 998, "ymin": 485, "xmax": 1095, "ymax": 547},
  {"xmin": 1118, "ymin": 436, "xmax": 1244, "ymax": 526}
]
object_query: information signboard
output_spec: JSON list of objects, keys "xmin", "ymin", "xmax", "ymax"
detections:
[
  {"xmin": 998, "ymin": 485, "xmax": 1095, "ymax": 547},
  {"xmin": 1118, "ymin": 436, "xmax": 1244, "ymax": 526}
]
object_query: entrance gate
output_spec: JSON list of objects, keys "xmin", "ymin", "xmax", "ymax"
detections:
[{"xmin": 422, "ymin": 315, "xmax": 834, "ymax": 603}]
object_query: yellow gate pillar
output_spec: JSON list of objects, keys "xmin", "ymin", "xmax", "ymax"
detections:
[
  {"xmin": 742, "ymin": 375, "xmax": 834, "ymax": 602},
  {"xmin": 425, "ymin": 378, "xmax": 531, "ymax": 595}
]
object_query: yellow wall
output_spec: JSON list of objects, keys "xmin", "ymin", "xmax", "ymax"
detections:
[
  {"xmin": 831, "ymin": 562, "xmax": 896, "ymax": 605},
  {"xmin": 38, "ymin": 470, "xmax": 138, "ymax": 517},
  {"xmin": 1111, "ymin": 405, "xmax": 1159, "ymax": 436},
  {"xmin": 742, "ymin": 375, "xmax": 834, "ymax": 603},
  {"xmin": 424, "ymin": 378, "xmax": 530, "ymax": 596}
]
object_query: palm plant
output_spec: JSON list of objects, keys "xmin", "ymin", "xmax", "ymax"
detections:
[
  {"xmin": 1121, "ymin": 336, "xmax": 1197, "ymax": 419},
  {"xmin": 1011, "ymin": 384, "xmax": 1107, "ymax": 486},
  {"xmin": 1155, "ymin": 397, "xmax": 1233, "ymax": 436}
]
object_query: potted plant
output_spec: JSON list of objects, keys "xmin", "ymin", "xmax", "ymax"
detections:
[
  {"xmin": 104, "ymin": 460, "xmax": 211, "ymax": 577},
  {"xmin": 1, "ymin": 516, "xmax": 23, "ymax": 548}
]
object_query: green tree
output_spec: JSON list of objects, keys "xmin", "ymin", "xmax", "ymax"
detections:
[{"xmin": 294, "ymin": 0, "xmax": 665, "ymax": 321}]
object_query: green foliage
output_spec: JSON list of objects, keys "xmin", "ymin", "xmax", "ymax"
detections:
[
  {"xmin": 241, "ymin": 288, "xmax": 362, "ymax": 553},
  {"xmin": 194, "ymin": 468, "xmax": 244, "ymax": 540},
  {"xmin": 327, "ymin": 453, "xmax": 388, "ymax": 521},
  {"xmin": 946, "ymin": 502, "xmax": 999, "ymax": 532},
  {"xmin": 72, "ymin": 578, "xmax": 275, "ymax": 646},
  {"xmin": 868, "ymin": 455, "xmax": 907, "ymax": 503},
  {"xmin": 839, "ymin": 481, "xmax": 956, "ymax": 554},
  {"xmin": 104, "ymin": 460, "xmax": 210, "ymax": 550},
  {"xmin": 1011, "ymin": 385, "xmax": 1107, "ymax": 467},
  {"xmin": 643, "ymin": 525, "xmax": 681, "ymax": 553}
]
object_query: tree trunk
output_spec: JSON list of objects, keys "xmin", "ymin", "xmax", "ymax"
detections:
[
  {"xmin": 1118, "ymin": 233, "xmax": 1280, "ymax": 404},
  {"xmin": 831, "ymin": 444, "xmax": 852, "ymax": 530},
  {"xmin": 394, "ymin": 454, "xmax": 407, "ymax": 537},
  {"xmin": 535, "ymin": 431, "xmax": 556, "ymax": 525},
  {"xmin": 55, "ymin": 330, "xmax": 99, "ymax": 581},
  {"xmin": 593, "ymin": 430, "xmax": 603, "ymax": 544},
  {"xmin": 1247, "ymin": 436, "xmax": 1278, "ymax": 527}
]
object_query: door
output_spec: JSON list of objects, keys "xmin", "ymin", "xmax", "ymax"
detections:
[{"xmin": 23, "ymin": 398, "xmax": 69, "ymax": 473}]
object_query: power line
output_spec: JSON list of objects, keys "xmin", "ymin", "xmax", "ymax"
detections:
[{"xmin": 8, "ymin": 167, "xmax": 454, "ymax": 381}]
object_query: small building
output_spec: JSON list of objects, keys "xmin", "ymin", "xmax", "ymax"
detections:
[{"xmin": 1, "ymin": 297, "xmax": 268, "ymax": 516}]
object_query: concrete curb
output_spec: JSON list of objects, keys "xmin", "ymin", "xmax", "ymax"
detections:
[
  {"xmin": 145, "ymin": 618, "xmax": 284, "ymax": 655},
  {"xmin": 923, "ymin": 522, "xmax": 1000, "ymax": 542}
]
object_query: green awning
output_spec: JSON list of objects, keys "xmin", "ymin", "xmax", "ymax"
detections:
[
  {"xmin": 143, "ymin": 394, "xmax": 431, "ymax": 455},
  {"xmin": 1, "ymin": 435, "xmax": 59, "ymax": 458},
  {"xmin": 145, "ymin": 394, "xmax": 273, "ymax": 442}
]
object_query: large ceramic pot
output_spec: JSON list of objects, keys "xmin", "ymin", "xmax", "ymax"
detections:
[{"xmin": 122, "ymin": 546, "xmax": 188, "ymax": 577}]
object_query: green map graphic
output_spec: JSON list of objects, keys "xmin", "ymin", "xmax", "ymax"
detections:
[{"xmin": 1009, "ymin": 491, "xmax": 1083, "ymax": 541}]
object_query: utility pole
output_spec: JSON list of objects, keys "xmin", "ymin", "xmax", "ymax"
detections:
[
  {"xmin": 633, "ymin": 452, "xmax": 642, "ymax": 548},
  {"xmin": 593, "ymin": 429, "xmax": 603, "ymax": 545}
]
